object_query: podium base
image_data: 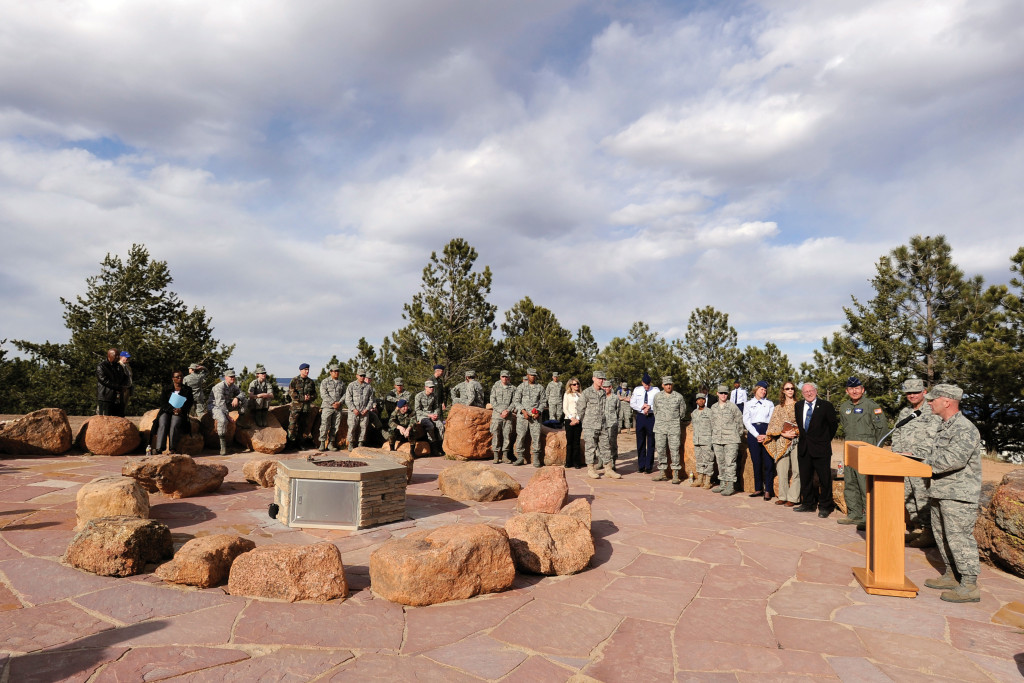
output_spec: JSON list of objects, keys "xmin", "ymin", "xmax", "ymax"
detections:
[{"xmin": 853, "ymin": 567, "xmax": 919, "ymax": 598}]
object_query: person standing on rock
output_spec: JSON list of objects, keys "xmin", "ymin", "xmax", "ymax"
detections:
[
  {"xmin": 630, "ymin": 373, "xmax": 660, "ymax": 474},
  {"xmin": 432, "ymin": 364, "xmax": 447, "ymax": 412},
  {"xmin": 489, "ymin": 370, "xmax": 516, "ymax": 464},
  {"xmin": 117, "ymin": 351, "xmax": 133, "ymax": 417},
  {"xmin": 617, "ymin": 382, "xmax": 633, "ymax": 433},
  {"xmin": 318, "ymin": 364, "xmax": 345, "ymax": 451},
  {"xmin": 344, "ymin": 368, "xmax": 377, "ymax": 450},
  {"xmin": 384, "ymin": 378, "xmax": 411, "ymax": 420},
  {"xmin": 710, "ymin": 384, "xmax": 744, "ymax": 496},
  {"xmin": 562, "ymin": 377, "xmax": 584, "ymax": 469},
  {"xmin": 892, "ymin": 378, "xmax": 939, "ymax": 548},
  {"xmin": 451, "ymin": 370, "xmax": 486, "ymax": 408},
  {"xmin": 837, "ymin": 376, "xmax": 887, "ymax": 530},
  {"xmin": 183, "ymin": 363, "xmax": 209, "ymax": 418},
  {"xmin": 513, "ymin": 368, "xmax": 547, "ymax": 467},
  {"xmin": 153, "ymin": 369, "xmax": 194, "ymax": 454},
  {"xmin": 414, "ymin": 379, "xmax": 444, "ymax": 456},
  {"xmin": 690, "ymin": 392, "xmax": 714, "ymax": 488},
  {"xmin": 922, "ymin": 383, "xmax": 982, "ymax": 603},
  {"xmin": 96, "ymin": 347, "xmax": 128, "ymax": 416},
  {"xmin": 387, "ymin": 399, "xmax": 421, "ymax": 452},
  {"xmin": 211, "ymin": 369, "xmax": 242, "ymax": 455},
  {"xmin": 546, "ymin": 372, "xmax": 564, "ymax": 422},
  {"xmin": 247, "ymin": 366, "xmax": 274, "ymax": 429},
  {"xmin": 602, "ymin": 378, "xmax": 623, "ymax": 467},
  {"xmin": 287, "ymin": 363, "xmax": 318, "ymax": 449},
  {"xmin": 577, "ymin": 371, "xmax": 620, "ymax": 480},
  {"xmin": 652, "ymin": 376, "xmax": 687, "ymax": 484}
]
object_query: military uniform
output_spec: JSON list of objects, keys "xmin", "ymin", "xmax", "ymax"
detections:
[
  {"xmin": 451, "ymin": 375, "xmax": 486, "ymax": 408},
  {"xmin": 414, "ymin": 383, "xmax": 443, "ymax": 452},
  {"xmin": 345, "ymin": 373, "xmax": 377, "ymax": 449},
  {"xmin": 838, "ymin": 392, "xmax": 887, "ymax": 522},
  {"xmin": 892, "ymin": 393, "xmax": 938, "ymax": 540},
  {"xmin": 387, "ymin": 405, "xmax": 422, "ymax": 450},
  {"xmin": 652, "ymin": 379, "xmax": 686, "ymax": 482},
  {"xmin": 710, "ymin": 391, "xmax": 744, "ymax": 494},
  {"xmin": 319, "ymin": 371, "xmax": 346, "ymax": 450},
  {"xmin": 617, "ymin": 384, "xmax": 632, "ymax": 430},
  {"xmin": 182, "ymin": 366, "xmax": 208, "ymax": 418},
  {"xmin": 287, "ymin": 373, "xmax": 318, "ymax": 444},
  {"xmin": 384, "ymin": 381, "xmax": 411, "ymax": 418},
  {"xmin": 691, "ymin": 397, "xmax": 714, "ymax": 482},
  {"xmin": 489, "ymin": 374, "xmax": 516, "ymax": 463},
  {"xmin": 922, "ymin": 384, "xmax": 982, "ymax": 602},
  {"xmin": 514, "ymin": 372, "xmax": 547, "ymax": 466},
  {"xmin": 546, "ymin": 376, "xmax": 564, "ymax": 422},
  {"xmin": 247, "ymin": 371, "xmax": 274, "ymax": 428},
  {"xmin": 577, "ymin": 374, "xmax": 620, "ymax": 478},
  {"xmin": 211, "ymin": 378, "xmax": 242, "ymax": 436},
  {"xmin": 603, "ymin": 381, "xmax": 622, "ymax": 465}
]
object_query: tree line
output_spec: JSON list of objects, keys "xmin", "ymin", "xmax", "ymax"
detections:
[{"xmin": 3, "ymin": 236, "xmax": 1022, "ymax": 456}]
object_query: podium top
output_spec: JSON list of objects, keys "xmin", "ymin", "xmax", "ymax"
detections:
[{"xmin": 845, "ymin": 441, "xmax": 932, "ymax": 477}]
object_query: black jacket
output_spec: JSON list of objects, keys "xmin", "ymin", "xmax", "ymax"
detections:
[
  {"xmin": 158, "ymin": 383, "xmax": 195, "ymax": 417},
  {"xmin": 96, "ymin": 360, "xmax": 128, "ymax": 403},
  {"xmin": 795, "ymin": 398, "xmax": 838, "ymax": 459}
]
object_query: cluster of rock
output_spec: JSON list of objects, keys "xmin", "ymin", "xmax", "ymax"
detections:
[
  {"xmin": 0, "ymin": 408, "xmax": 72, "ymax": 455},
  {"xmin": 441, "ymin": 404, "xmax": 583, "ymax": 464},
  {"xmin": 976, "ymin": 469, "xmax": 1024, "ymax": 576}
]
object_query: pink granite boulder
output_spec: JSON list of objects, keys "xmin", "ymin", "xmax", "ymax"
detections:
[
  {"xmin": 75, "ymin": 476, "xmax": 150, "ymax": 530},
  {"xmin": 156, "ymin": 534, "xmax": 256, "ymax": 588},
  {"xmin": 0, "ymin": 408, "xmax": 73, "ymax": 455},
  {"xmin": 505, "ymin": 499, "xmax": 594, "ymax": 576},
  {"xmin": 233, "ymin": 412, "xmax": 287, "ymax": 454},
  {"xmin": 121, "ymin": 453, "xmax": 227, "ymax": 499},
  {"xmin": 438, "ymin": 462, "xmax": 521, "ymax": 502},
  {"xmin": 516, "ymin": 466, "xmax": 569, "ymax": 514},
  {"xmin": 228, "ymin": 542, "xmax": 348, "ymax": 602},
  {"xmin": 442, "ymin": 403, "xmax": 494, "ymax": 460},
  {"xmin": 79, "ymin": 415, "xmax": 141, "ymax": 456},
  {"xmin": 242, "ymin": 458, "xmax": 279, "ymax": 488},
  {"xmin": 63, "ymin": 516, "xmax": 173, "ymax": 577}
]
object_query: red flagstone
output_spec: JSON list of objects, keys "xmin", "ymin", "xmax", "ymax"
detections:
[
  {"xmin": 499, "ymin": 655, "xmax": 573, "ymax": 682},
  {"xmin": 675, "ymin": 598, "xmax": 776, "ymax": 649},
  {"xmin": 583, "ymin": 617, "xmax": 674, "ymax": 683},
  {"xmin": 675, "ymin": 639, "xmax": 833, "ymax": 676},
  {"xmin": 588, "ymin": 575, "xmax": 699, "ymax": 624},
  {"xmin": 825, "ymin": 655, "xmax": 891, "ymax": 682},
  {"xmin": 526, "ymin": 568, "xmax": 617, "ymax": 606},
  {"xmin": 0, "ymin": 557, "xmax": 119, "ymax": 605},
  {"xmin": 833, "ymin": 603, "xmax": 947, "ymax": 640},
  {"xmin": 619, "ymin": 552, "xmax": 708, "ymax": 582},
  {"xmin": 233, "ymin": 595, "xmax": 404, "ymax": 650},
  {"xmin": 489, "ymin": 598, "xmax": 622, "ymax": 658},
  {"xmin": 854, "ymin": 627, "xmax": 992, "ymax": 681},
  {"xmin": 725, "ymin": 527, "xmax": 820, "ymax": 552},
  {"xmin": 795, "ymin": 553, "xmax": 857, "ymax": 586},
  {"xmin": 616, "ymin": 531, "xmax": 698, "ymax": 558},
  {"xmin": 735, "ymin": 540, "xmax": 803, "ymax": 582},
  {"xmin": 0, "ymin": 601, "xmax": 113, "ymax": 652},
  {"xmin": 698, "ymin": 564, "xmax": 782, "ymax": 600},
  {"xmin": 86, "ymin": 602, "xmax": 243, "ymax": 648},
  {"xmin": 147, "ymin": 647, "xmax": 352, "ymax": 681},
  {"xmin": 422, "ymin": 634, "xmax": 529, "ymax": 679},
  {"xmin": 91, "ymin": 645, "xmax": 249, "ymax": 681},
  {"xmin": 0, "ymin": 581, "xmax": 23, "ymax": 610},
  {"xmin": 689, "ymin": 535, "xmax": 744, "ymax": 564},
  {"xmin": 1, "ymin": 527, "xmax": 75, "ymax": 557},
  {"xmin": 947, "ymin": 615, "xmax": 1024, "ymax": 660},
  {"xmin": 767, "ymin": 582, "xmax": 853, "ymax": 620},
  {"xmin": 6, "ymin": 646, "xmax": 127, "ymax": 683},
  {"xmin": 325, "ymin": 653, "xmax": 482, "ymax": 682},
  {"xmin": 771, "ymin": 615, "xmax": 867, "ymax": 656},
  {"xmin": 73, "ymin": 580, "xmax": 237, "ymax": 623},
  {"xmin": 402, "ymin": 591, "xmax": 532, "ymax": 654}
]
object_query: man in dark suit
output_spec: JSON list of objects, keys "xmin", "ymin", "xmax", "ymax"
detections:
[{"xmin": 793, "ymin": 382, "xmax": 839, "ymax": 518}]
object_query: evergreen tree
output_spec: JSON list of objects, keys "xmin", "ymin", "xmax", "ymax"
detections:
[
  {"xmin": 676, "ymin": 306, "xmax": 742, "ymax": 392},
  {"xmin": 597, "ymin": 322, "xmax": 685, "ymax": 389},
  {"xmin": 572, "ymin": 325, "xmax": 598, "ymax": 380},
  {"xmin": 798, "ymin": 332, "xmax": 855, "ymax": 403},
  {"xmin": 739, "ymin": 342, "xmax": 796, "ymax": 394},
  {"xmin": 499, "ymin": 297, "xmax": 578, "ymax": 383}
]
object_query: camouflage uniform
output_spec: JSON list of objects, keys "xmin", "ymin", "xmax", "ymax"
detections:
[
  {"xmin": 603, "ymin": 381, "xmax": 622, "ymax": 464},
  {"xmin": 892, "ymin": 399, "xmax": 938, "ymax": 531},
  {"xmin": 414, "ymin": 386, "xmax": 442, "ymax": 447},
  {"xmin": 926, "ymin": 398, "xmax": 982, "ymax": 597},
  {"xmin": 211, "ymin": 379, "xmax": 242, "ymax": 437},
  {"xmin": 577, "ymin": 384, "xmax": 609, "ymax": 467},
  {"xmin": 384, "ymin": 383, "xmax": 411, "ymax": 418},
  {"xmin": 387, "ymin": 406, "xmax": 421, "ymax": 449},
  {"xmin": 345, "ymin": 376, "xmax": 377, "ymax": 448},
  {"xmin": 247, "ymin": 372, "xmax": 274, "ymax": 428},
  {"xmin": 183, "ymin": 367, "xmax": 209, "ymax": 418},
  {"xmin": 319, "ymin": 373, "xmax": 346, "ymax": 447},
  {"xmin": 691, "ymin": 401, "xmax": 714, "ymax": 476},
  {"xmin": 546, "ymin": 377, "xmax": 564, "ymax": 421},
  {"xmin": 617, "ymin": 385, "xmax": 632, "ymax": 430},
  {"xmin": 451, "ymin": 377, "xmax": 486, "ymax": 408},
  {"xmin": 710, "ymin": 398, "xmax": 744, "ymax": 491},
  {"xmin": 287, "ymin": 375, "xmax": 318, "ymax": 442},
  {"xmin": 838, "ymin": 395, "xmax": 887, "ymax": 522},
  {"xmin": 514, "ymin": 374, "xmax": 547, "ymax": 466},
  {"xmin": 489, "ymin": 376, "xmax": 516, "ymax": 463},
  {"xmin": 652, "ymin": 383, "xmax": 686, "ymax": 476}
]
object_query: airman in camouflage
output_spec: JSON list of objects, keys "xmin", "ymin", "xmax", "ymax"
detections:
[
  {"xmin": 513, "ymin": 368, "xmax": 547, "ymax": 467},
  {"xmin": 602, "ymin": 379, "xmax": 622, "ymax": 465},
  {"xmin": 690, "ymin": 393, "xmax": 714, "ymax": 487},
  {"xmin": 319, "ymin": 365, "xmax": 346, "ymax": 451},
  {"xmin": 247, "ymin": 366, "xmax": 274, "ymax": 428},
  {"xmin": 489, "ymin": 371, "xmax": 516, "ymax": 463},
  {"xmin": 921, "ymin": 384, "xmax": 983, "ymax": 603},
  {"xmin": 892, "ymin": 378, "xmax": 939, "ymax": 547},
  {"xmin": 183, "ymin": 363, "xmax": 209, "ymax": 418},
  {"xmin": 344, "ymin": 368, "xmax": 377, "ymax": 450},
  {"xmin": 414, "ymin": 380, "xmax": 443, "ymax": 455},
  {"xmin": 837, "ymin": 377, "xmax": 888, "ymax": 528},
  {"xmin": 387, "ymin": 399, "xmax": 422, "ymax": 451},
  {"xmin": 451, "ymin": 370, "xmax": 486, "ymax": 408},
  {"xmin": 546, "ymin": 372, "xmax": 564, "ymax": 422},
  {"xmin": 710, "ymin": 384, "xmax": 744, "ymax": 495},
  {"xmin": 287, "ymin": 363, "xmax": 318, "ymax": 447},
  {"xmin": 652, "ymin": 377, "xmax": 686, "ymax": 483},
  {"xmin": 577, "ymin": 371, "xmax": 621, "ymax": 479},
  {"xmin": 617, "ymin": 382, "xmax": 632, "ymax": 431},
  {"xmin": 384, "ymin": 378, "xmax": 411, "ymax": 419},
  {"xmin": 211, "ymin": 369, "xmax": 242, "ymax": 455}
]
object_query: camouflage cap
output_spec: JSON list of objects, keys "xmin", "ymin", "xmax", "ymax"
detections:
[
  {"xmin": 465, "ymin": 370, "xmax": 476, "ymax": 378},
  {"xmin": 696, "ymin": 392, "xmax": 707, "ymax": 400},
  {"xmin": 356, "ymin": 367, "xmax": 367, "ymax": 376},
  {"xmin": 593, "ymin": 370, "xmax": 606, "ymax": 380},
  {"xmin": 328, "ymin": 364, "xmax": 340, "ymax": 372},
  {"xmin": 424, "ymin": 380, "xmax": 436, "ymax": 388},
  {"xmin": 926, "ymin": 383, "xmax": 963, "ymax": 401},
  {"xmin": 188, "ymin": 363, "xmax": 200, "ymax": 370},
  {"xmin": 255, "ymin": 365, "xmax": 267, "ymax": 374},
  {"xmin": 552, "ymin": 371, "xmax": 559, "ymax": 377},
  {"xmin": 717, "ymin": 384, "xmax": 729, "ymax": 394},
  {"xmin": 602, "ymin": 379, "xmax": 613, "ymax": 387},
  {"xmin": 394, "ymin": 377, "xmax": 404, "ymax": 386},
  {"xmin": 499, "ymin": 370, "xmax": 510, "ymax": 377},
  {"xmin": 901, "ymin": 378, "xmax": 925, "ymax": 393},
  {"xmin": 224, "ymin": 369, "xmax": 236, "ymax": 378},
  {"xmin": 661, "ymin": 376, "xmax": 674, "ymax": 385},
  {"xmin": 621, "ymin": 382, "xmax": 627, "ymax": 388},
  {"xmin": 526, "ymin": 368, "xmax": 538, "ymax": 376}
]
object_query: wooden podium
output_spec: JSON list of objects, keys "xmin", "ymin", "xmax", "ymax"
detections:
[{"xmin": 845, "ymin": 441, "xmax": 932, "ymax": 598}]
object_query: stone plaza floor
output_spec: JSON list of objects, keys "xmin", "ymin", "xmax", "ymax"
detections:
[{"xmin": 1, "ymin": 439, "xmax": 1022, "ymax": 682}]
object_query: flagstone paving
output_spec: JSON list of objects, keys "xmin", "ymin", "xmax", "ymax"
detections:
[{"xmin": 1, "ymin": 441, "xmax": 1023, "ymax": 682}]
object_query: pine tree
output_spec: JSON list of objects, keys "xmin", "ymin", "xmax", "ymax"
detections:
[
  {"xmin": 739, "ymin": 342, "xmax": 796, "ymax": 394},
  {"xmin": 676, "ymin": 306, "xmax": 742, "ymax": 392},
  {"xmin": 499, "ymin": 297, "xmax": 578, "ymax": 383}
]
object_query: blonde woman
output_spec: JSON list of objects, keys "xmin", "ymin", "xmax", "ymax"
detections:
[
  {"xmin": 765, "ymin": 381, "xmax": 800, "ymax": 506},
  {"xmin": 562, "ymin": 378, "xmax": 584, "ymax": 468}
]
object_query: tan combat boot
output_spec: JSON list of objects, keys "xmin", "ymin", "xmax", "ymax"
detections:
[
  {"xmin": 908, "ymin": 526, "xmax": 936, "ymax": 548},
  {"xmin": 924, "ymin": 570, "xmax": 958, "ymax": 590},
  {"xmin": 603, "ymin": 464, "xmax": 622, "ymax": 479},
  {"xmin": 690, "ymin": 473, "xmax": 703, "ymax": 487},
  {"xmin": 587, "ymin": 464, "xmax": 601, "ymax": 479},
  {"xmin": 670, "ymin": 470, "xmax": 681, "ymax": 485},
  {"xmin": 941, "ymin": 575, "xmax": 980, "ymax": 603},
  {"xmin": 702, "ymin": 475, "xmax": 714, "ymax": 489}
]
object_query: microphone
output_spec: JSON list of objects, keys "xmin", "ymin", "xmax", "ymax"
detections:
[{"xmin": 876, "ymin": 410, "xmax": 921, "ymax": 447}]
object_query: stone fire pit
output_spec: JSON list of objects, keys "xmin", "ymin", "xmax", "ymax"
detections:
[{"xmin": 273, "ymin": 455, "xmax": 408, "ymax": 530}]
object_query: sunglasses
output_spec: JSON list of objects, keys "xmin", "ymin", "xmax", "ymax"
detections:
[{"xmin": 784, "ymin": 387, "xmax": 795, "ymax": 391}]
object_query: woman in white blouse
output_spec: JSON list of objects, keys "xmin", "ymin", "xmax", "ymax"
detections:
[{"xmin": 562, "ymin": 378, "xmax": 583, "ymax": 468}]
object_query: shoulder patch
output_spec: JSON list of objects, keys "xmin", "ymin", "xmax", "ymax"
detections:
[
  {"xmin": 853, "ymin": 408, "xmax": 863, "ymax": 414},
  {"xmin": 874, "ymin": 408, "xmax": 883, "ymax": 414},
  {"xmin": 845, "ymin": 409, "xmax": 852, "ymax": 415}
]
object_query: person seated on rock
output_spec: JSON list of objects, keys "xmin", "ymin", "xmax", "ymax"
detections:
[
  {"xmin": 451, "ymin": 370, "xmax": 486, "ymax": 408},
  {"xmin": 153, "ymin": 370, "xmax": 195, "ymax": 454},
  {"xmin": 384, "ymin": 377, "xmax": 412, "ymax": 420},
  {"xmin": 387, "ymin": 399, "xmax": 423, "ymax": 452},
  {"xmin": 247, "ymin": 365, "xmax": 275, "ymax": 428},
  {"xmin": 415, "ymin": 380, "xmax": 444, "ymax": 456},
  {"xmin": 183, "ymin": 362, "xmax": 209, "ymax": 418},
  {"xmin": 211, "ymin": 369, "xmax": 243, "ymax": 455}
]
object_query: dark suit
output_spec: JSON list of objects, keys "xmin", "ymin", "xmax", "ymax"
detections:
[{"xmin": 795, "ymin": 398, "xmax": 838, "ymax": 512}]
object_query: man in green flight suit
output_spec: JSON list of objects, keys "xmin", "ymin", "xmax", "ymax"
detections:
[{"xmin": 837, "ymin": 376, "xmax": 887, "ymax": 529}]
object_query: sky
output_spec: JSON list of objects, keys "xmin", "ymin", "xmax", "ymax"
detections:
[{"xmin": 2, "ymin": 0, "xmax": 1023, "ymax": 379}]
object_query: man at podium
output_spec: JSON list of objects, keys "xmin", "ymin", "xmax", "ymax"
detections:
[{"xmin": 921, "ymin": 384, "xmax": 983, "ymax": 603}]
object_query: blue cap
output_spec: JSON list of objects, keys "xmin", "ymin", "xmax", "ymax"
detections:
[
  {"xmin": 642, "ymin": 373, "xmax": 652, "ymax": 385},
  {"xmin": 433, "ymin": 364, "xmax": 445, "ymax": 370},
  {"xmin": 119, "ymin": 351, "xmax": 130, "ymax": 358},
  {"xmin": 396, "ymin": 398, "xmax": 408, "ymax": 408},
  {"xmin": 756, "ymin": 380, "xmax": 768, "ymax": 389},
  {"xmin": 845, "ymin": 376, "xmax": 862, "ymax": 388},
  {"xmin": 299, "ymin": 363, "xmax": 310, "ymax": 370}
]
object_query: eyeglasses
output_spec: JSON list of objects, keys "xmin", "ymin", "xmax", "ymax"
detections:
[{"xmin": 784, "ymin": 387, "xmax": 795, "ymax": 391}]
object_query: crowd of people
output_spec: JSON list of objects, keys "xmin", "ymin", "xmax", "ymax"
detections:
[{"xmin": 97, "ymin": 350, "xmax": 984, "ymax": 604}]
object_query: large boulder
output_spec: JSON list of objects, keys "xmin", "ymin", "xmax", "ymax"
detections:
[
  {"xmin": 138, "ymin": 409, "xmax": 204, "ymax": 455},
  {"xmin": 438, "ymin": 462, "xmax": 521, "ymax": 502},
  {"xmin": 79, "ymin": 416, "xmax": 141, "ymax": 456},
  {"xmin": 268, "ymin": 405, "xmax": 325, "ymax": 444},
  {"xmin": 0, "ymin": 408, "xmax": 73, "ymax": 455},
  {"xmin": 977, "ymin": 469, "xmax": 1024, "ymax": 577},
  {"xmin": 516, "ymin": 466, "xmax": 568, "ymax": 514},
  {"xmin": 369, "ymin": 523, "xmax": 515, "ymax": 606},
  {"xmin": 540, "ymin": 425, "xmax": 579, "ymax": 467},
  {"xmin": 156, "ymin": 534, "xmax": 256, "ymax": 588},
  {"xmin": 505, "ymin": 499, "xmax": 594, "ymax": 576},
  {"xmin": 351, "ymin": 446, "xmax": 414, "ymax": 484},
  {"xmin": 242, "ymin": 458, "xmax": 279, "ymax": 488},
  {"xmin": 200, "ymin": 412, "xmax": 236, "ymax": 449},
  {"xmin": 228, "ymin": 542, "xmax": 347, "ymax": 602},
  {"xmin": 234, "ymin": 411, "xmax": 287, "ymax": 454},
  {"xmin": 75, "ymin": 476, "xmax": 150, "ymax": 530},
  {"xmin": 442, "ymin": 403, "xmax": 493, "ymax": 460},
  {"xmin": 122, "ymin": 453, "xmax": 228, "ymax": 499},
  {"xmin": 63, "ymin": 516, "xmax": 173, "ymax": 577},
  {"xmin": 394, "ymin": 441, "xmax": 432, "ymax": 458}
]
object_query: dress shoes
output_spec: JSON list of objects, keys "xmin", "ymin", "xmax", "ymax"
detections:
[
  {"xmin": 763, "ymin": 493, "xmax": 773, "ymax": 502},
  {"xmin": 784, "ymin": 501, "xmax": 796, "ymax": 507},
  {"xmin": 818, "ymin": 509, "xmax": 831, "ymax": 518},
  {"xmin": 748, "ymin": 491, "xmax": 764, "ymax": 497},
  {"xmin": 793, "ymin": 505, "xmax": 815, "ymax": 513},
  {"xmin": 774, "ymin": 499, "xmax": 787, "ymax": 506}
]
